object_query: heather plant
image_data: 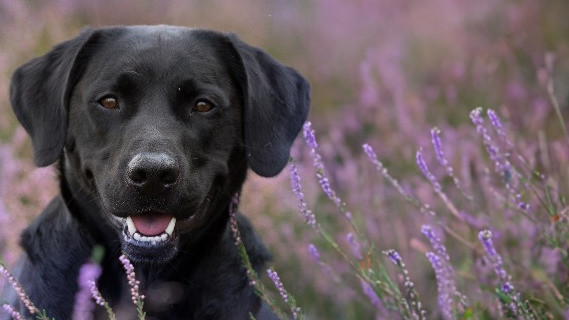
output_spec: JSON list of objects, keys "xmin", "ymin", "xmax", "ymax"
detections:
[
  {"xmin": 2, "ymin": 0, "xmax": 569, "ymax": 319},
  {"xmin": 247, "ymin": 105, "xmax": 568, "ymax": 319}
]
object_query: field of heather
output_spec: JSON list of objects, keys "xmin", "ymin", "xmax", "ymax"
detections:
[{"xmin": 2, "ymin": 0, "xmax": 569, "ymax": 319}]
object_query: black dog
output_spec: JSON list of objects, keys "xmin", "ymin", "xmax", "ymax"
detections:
[{"xmin": 4, "ymin": 25, "xmax": 309, "ymax": 319}]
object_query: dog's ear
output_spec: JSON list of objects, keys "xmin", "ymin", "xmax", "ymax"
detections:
[
  {"xmin": 10, "ymin": 28, "xmax": 96, "ymax": 167},
  {"xmin": 227, "ymin": 34, "xmax": 310, "ymax": 177}
]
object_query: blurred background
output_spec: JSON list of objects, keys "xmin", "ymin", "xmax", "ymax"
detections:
[{"xmin": 1, "ymin": 0, "xmax": 569, "ymax": 319}]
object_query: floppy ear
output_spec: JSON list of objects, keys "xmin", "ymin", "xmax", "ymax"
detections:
[
  {"xmin": 10, "ymin": 28, "xmax": 95, "ymax": 167},
  {"xmin": 227, "ymin": 34, "xmax": 310, "ymax": 177}
]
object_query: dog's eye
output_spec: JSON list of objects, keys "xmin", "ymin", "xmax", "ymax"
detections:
[
  {"xmin": 194, "ymin": 100, "xmax": 214, "ymax": 113},
  {"xmin": 99, "ymin": 96, "xmax": 119, "ymax": 109}
]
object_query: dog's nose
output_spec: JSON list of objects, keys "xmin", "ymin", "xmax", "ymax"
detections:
[{"xmin": 127, "ymin": 152, "xmax": 179, "ymax": 191}]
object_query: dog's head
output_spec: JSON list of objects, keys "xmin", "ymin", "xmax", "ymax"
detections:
[{"xmin": 10, "ymin": 26, "xmax": 309, "ymax": 263}]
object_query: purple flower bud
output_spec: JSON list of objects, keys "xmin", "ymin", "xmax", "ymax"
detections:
[
  {"xmin": 416, "ymin": 148, "xmax": 441, "ymax": 192},
  {"xmin": 308, "ymin": 244, "xmax": 320, "ymax": 262},
  {"xmin": 289, "ymin": 161, "xmax": 317, "ymax": 228},
  {"xmin": 360, "ymin": 280, "xmax": 384, "ymax": 312},
  {"xmin": 267, "ymin": 268, "xmax": 289, "ymax": 303},
  {"xmin": 303, "ymin": 122, "xmax": 341, "ymax": 207},
  {"xmin": 119, "ymin": 255, "xmax": 145, "ymax": 305},
  {"xmin": 303, "ymin": 121, "xmax": 318, "ymax": 150},
  {"xmin": 2, "ymin": 304, "xmax": 24, "ymax": 320},
  {"xmin": 0, "ymin": 264, "xmax": 38, "ymax": 315},
  {"xmin": 73, "ymin": 262, "xmax": 103, "ymax": 320},
  {"xmin": 430, "ymin": 127, "xmax": 448, "ymax": 167},
  {"xmin": 384, "ymin": 249, "xmax": 402, "ymax": 266},
  {"xmin": 346, "ymin": 233, "xmax": 363, "ymax": 260},
  {"xmin": 478, "ymin": 230, "xmax": 508, "ymax": 282}
]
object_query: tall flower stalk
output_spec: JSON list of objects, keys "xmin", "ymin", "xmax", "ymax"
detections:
[{"xmin": 119, "ymin": 254, "xmax": 146, "ymax": 320}]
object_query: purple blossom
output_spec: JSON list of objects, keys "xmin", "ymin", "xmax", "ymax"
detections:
[
  {"xmin": 422, "ymin": 226, "xmax": 467, "ymax": 319},
  {"xmin": 0, "ymin": 264, "xmax": 38, "ymax": 315},
  {"xmin": 267, "ymin": 268, "xmax": 299, "ymax": 319},
  {"xmin": 426, "ymin": 252, "xmax": 453, "ymax": 320},
  {"xmin": 119, "ymin": 255, "xmax": 145, "ymax": 305},
  {"xmin": 500, "ymin": 282, "xmax": 513, "ymax": 294},
  {"xmin": 416, "ymin": 148, "xmax": 441, "ymax": 192},
  {"xmin": 360, "ymin": 280, "xmax": 384, "ymax": 312},
  {"xmin": 88, "ymin": 280, "xmax": 107, "ymax": 307},
  {"xmin": 421, "ymin": 226, "xmax": 450, "ymax": 266},
  {"xmin": 267, "ymin": 268, "xmax": 289, "ymax": 303},
  {"xmin": 430, "ymin": 127, "xmax": 448, "ymax": 167},
  {"xmin": 430, "ymin": 128, "xmax": 472, "ymax": 200},
  {"xmin": 487, "ymin": 109, "xmax": 513, "ymax": 150},
  {"xmin": 470, "ymin": 108, "xmax": 528, "ymax": 212},
  {"xmin": 470, "ymin": 108, "xmax": 505, "ymax": 173},
  {"xmin": 289, "ymin": 161, "xmax": 317, "ymax": 228},
  {"xmin": 2, "ymin": 304, "xmax": 24, "ymax": 320},
  {"xmin": 384, "ymin": 249, "xmax": 402, "ymax": 267},
  {"xmin": 308, "ymin": 244, "xmax": 320, "ymax": 262},
  {"xmin": 478, "ymin": 230, "xmax": 520, "ymax": 316},
  {"xmin": 383, "ymin": 250, "xmax": 426, "ymax": 319},
  {"xmin": 363, "ymin": 143, "xmax": 412, "ymax": 199},
  {"xmin": 346, "ymin": 232, "xmax": 363, "ymax": 260},
  {"xmin": 73, "ymin": 262, "xmax": 102, "ymax": 320},
  {"xmin": 303, "ymin": 121, "xmax": 342, "ymax": 207},
  {"xmin": 477, "ymin": 230, "xmax": 507, "ymax": 281}
]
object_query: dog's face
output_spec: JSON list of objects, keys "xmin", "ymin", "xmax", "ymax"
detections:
[{"xmin": 10, "ymin": 26, "xmax": 310, "ymax": 263}]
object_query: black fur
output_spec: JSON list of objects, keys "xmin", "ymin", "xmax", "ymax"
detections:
[{"xmin": 4, "ymin": 25, "xmax": 309, "ymax": 320}]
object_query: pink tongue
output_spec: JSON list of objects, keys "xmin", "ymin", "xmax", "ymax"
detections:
[{"xmin": 131, "ymin": 214, "xmax": 172, "ymax": 236}]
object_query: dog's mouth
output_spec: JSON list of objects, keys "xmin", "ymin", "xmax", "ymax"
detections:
[
  {"xmin": 120, "ymin": 213, "xmax": 179, "ymax": 263},
  {"xmin": 125, "ymin": 214, "xmax": 177, "ymax": 242}
]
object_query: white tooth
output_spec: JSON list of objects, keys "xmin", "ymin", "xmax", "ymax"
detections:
[
  {"xmin": 141, "ymin": 236, "xmax": 150, "ymax": 242},
  {"xmin": 134, "ymin": 233, "xmax": 141, "ymax": 241},
  {"xmin": 160, "ymin": 234, "xmax": 168, "ymax": 241},
  {"xmin": 126, "ymin": 217, "xmax": 136, "ymax": 236},
  {"xmin": 165, "ymin": 217, "xmax": 176, "ymax": 236},
  {"xmin": 153, "ymin": 236, "xmax": 160, "ymax": 242}
]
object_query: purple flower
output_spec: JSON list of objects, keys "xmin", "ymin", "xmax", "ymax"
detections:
[
  {"xmin": 289, "ymin": 161, "xmax": 317, "ymax": 228},
  {"xmin": 470, "ymin": 108, "xmax": 504, "ymax": 173},
  {"xmin": 360, "ymin": 280, "xmax": 384, "ymax": 312},
  {"xmin": 500, "ymin": 282, "xmax": 512, "ymax": 294},
  {"xmin": 73, "ymin": 261, "xmax": 102, "ymax": 320},
  {"xmin": 477, "ymin": 230, "xmax": 507, "ymax": 281},
  {"xmin": 421, "ymin": 226, "xmax": 450, "ymax": 265},
  {"xmin": 308, "ymin": 244, "xmax": 320, "ymax": 262},
  {"xmin": 425, "ymin": 252, "xmax": 453, "ymax": 320},
  {"xmin": 346, "ymin": 232, "xmax": 363, "ymax": 260},
  {"xmin": 267, "ymin": 268, "xmax": 288, "ymax": 303},
  {"xmin": 303, "ymin": 121, "xmax": 342, "ymax": 207},
  {"xmin": 487, "ymin": 109, "xmax": 513, "ymax": 150},
  {"xmin": 416, "ymin": 148, "xmax": 441, "ymax": 192},
  {"xmin": 2, "ymin": 304, "xmax": 24, "ymax": 320},
  {"xmin": 88, "ymin": 280, "xmax": 107, "ymax": 307},
  {"xmin": 0, "ymin": 264, "xmax": 38, "ymax": 315},
  {"xmin": 383, "ymin": 250, "xmax": 426, "ymax": 319},
  {"xmin": 302, "ymin": 121, "xmax": 318, "ymax": 150},
  {"xmin": 267, "ymin": 268, "xmax": 300, "ymax": 319},
  {"xmin": 422, "ymin": 226, "xmax": 467, "ymax": 319},
  {"xmin": 477, "ymin": 230, "xmax": 521, "ymax": 315},
  {"xmin": 363, "ymin": 143, "xmax": 412, "ymax": 199},
  {"xmin": 430, "ymin": 127, "xmax": 448, "ymax": 167},
  {"xmin": 119, "ymin": 255, "xmax": 145, "ymax": 305},
  {"xmin": 384, "ymin": 249, "xmax": 402, "ymax": 267}
]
